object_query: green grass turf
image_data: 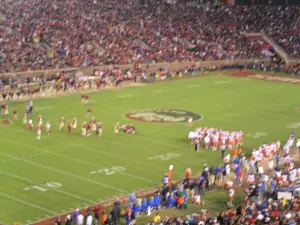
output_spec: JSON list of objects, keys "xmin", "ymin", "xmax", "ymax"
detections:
[{"xmin": 0, "ymin": 74, "xmax": 300, "ymax": 224}]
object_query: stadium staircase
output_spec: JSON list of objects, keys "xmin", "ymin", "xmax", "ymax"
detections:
[
  {"xmin": 0, "ymin": 52, "xmax": 7, "ymax": 64},
  {"xmin": 245, "ymin": 33, "xmax": 300, "ymax": 64},
  {"xmin": 91, "ymin": 41, "xmax": 106, "ymax": 56}
]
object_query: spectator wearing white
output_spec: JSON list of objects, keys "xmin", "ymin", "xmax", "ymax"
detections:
[
  {"xmin": 85, "ymin": 214, "xmax": 93, "ymax": 225},
  {"xmin": 258, "ymin": 164, "xmax": 264, "ymax": 175},
  {"xmin": 76, "ymin": 213, "xmax": 84, "ymax": 225}
]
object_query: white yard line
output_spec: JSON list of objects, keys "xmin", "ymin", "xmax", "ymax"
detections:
[
  {"xmin": 0, "ymin": 150, "xmax": 128, "ymax": 194},
  {"xmin": 113, "ymin": 140, "xmax": 202, "ymax": 167},
  {"xmin": 0, "ymin": 127, "xmax": 160, "ymax": 183},
  {"xmin": 69, "ymin": 143, "xmax": 181, "ymax": 176},
  {"xmin": 0, "ymin": 192, "xmax": 57, "ymax": 215},
  {"xmin": 0, "ymin": 171, "xmax": 95, "ymax": 204}
]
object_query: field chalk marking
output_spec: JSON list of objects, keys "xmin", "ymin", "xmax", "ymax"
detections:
[
  {"xmin": 0, "ymin": 150, "xmax": 128, "ymax": 194},
  {"xmin": 0, "ymin": 126, "xmax": 167, "ymax": 180},
  {"xmin": 35, "ymin": 106, "xmax": 53, "ymax": 111},
  {"xmin": 0, "ymin": 127, "xmax": 156, "ymax": 184},
  {"xmin": 0, "ymin": 171, "xmax": 95, "ymax": 204},
  {"xmin": 0, "ymin": 192, "xmax": 57, "ymax": 215}
]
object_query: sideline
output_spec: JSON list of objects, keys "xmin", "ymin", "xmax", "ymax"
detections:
[{"xmin": 5, "ymin": 73, "xmax": 219, "ymax": 104}]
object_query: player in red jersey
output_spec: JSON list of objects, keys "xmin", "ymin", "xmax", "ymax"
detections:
[
  {"xmin": 13, "ymin": 110, "xmax": 17, "ymax": 120},
  {"xmin": 59, "ymin": 117, "xmax": 65, "ymax": 130},
  {"xmin": 85, "ymin": 95, "xmax": 89, "ymax": 104},
  {"xmin": 67, "ymin": 122, "xmax": 72, "ymax": 134},
  {"xmin": 86, "ymin": 122, "xmax": 91, "ymax": 136},
  {"xmin": 96, "ymin": 122, "xmax": 102, "ymax": 137},
  {"xmin": 86, "ymin": 108, "xmax": 92, "ymax": 117},
  {"xmin": 82, "ymin": 95, "xmax": 85, "ymax": 104}
]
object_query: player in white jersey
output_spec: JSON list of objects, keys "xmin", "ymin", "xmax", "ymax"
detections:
[
  {"xmin": 72, "ymin": 117, "xmax": 78, "ymax": 129},
  {"xmin": 28, "ymin": 119, "xmax": 34, "ymax": 130},
  {"xmin": 23, "ymin": 113, "xmax": 28, "ymax": 127},
  {"xmin": 283, "ymin": 145, "xmax": 290, "ymax": 155},
  {"xmin": 289, "ymin": 169, "xmax": 296, "ymax": 183},
  {"xmin": 38, "ymin": 115, "xmax": 43, "ymax": 127},
  {"xmin": 45, "ymin": 122, "xmax": 51, "ymax": 135},
  {"xmin": 247, "ymin": 174, "xmax": 255, "ymax": 184},
  {"xmin": 268, "ymin": 160, "xmax": 274, "ymax": 171},
  {"xmin": 82, "ymin": 122, "xmax": 87, "ymax": 136},
  {"xmin": 286, "ymin": 137, "xmax": 294, "ymax": 148},
  {"xmin": 204, "ymin": 135, "xmax": 210, "ymax": 149},
  {"xmin": 187, "ymin": 117, "xmax": 193, "ymax": 127},
  {"xmin": 296, "ymin": 139, "xmax": 300, "ymax": 148},
  {"xmin": 36, "ymin": 126, "xmax": 42, "ymax": 140},
  {"xmin": 188, "ymin": 131, "xmax": 197, "ymax": 145},
  {"xmin": 228, "ymin": 188, "xmax": 235, "ymax": 206}
]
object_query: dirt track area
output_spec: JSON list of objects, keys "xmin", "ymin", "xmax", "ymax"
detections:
[{"xmin": 229, "ymin": 71, "xmax": 300, "ymax": 84}]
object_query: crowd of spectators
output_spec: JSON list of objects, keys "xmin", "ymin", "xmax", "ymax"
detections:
[
  {"xmin": 2, "ymin": 0, "xmax": 300, "ymax": 73},
  {"xmin": 1, "ymin": 60, "xmax": 300, "ymax": 102},
  {"xmin": 56, "ymin": 135, "xmax": 300, "ymax": 225}
]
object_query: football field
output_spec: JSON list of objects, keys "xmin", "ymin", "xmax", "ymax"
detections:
[{"xmin": 0, "ymin": 74, "xmax": 300, "ymax": 224}]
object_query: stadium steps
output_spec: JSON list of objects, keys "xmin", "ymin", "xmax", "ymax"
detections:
[
  {"xmin": 38, "ymin": 43, "xmax": 52, "ymax": 56},
  {"xmin": 91, "ymin": 41, "xmax": 106, "ymax": 56},
  {"xmin": 0, "ymin": 52, "xmax": 7, "ymax": 64},
  {"xmin": 134, "ymin": 38, "xmax": 151, "ymax": 63},
  {"xmin": 245, "ymin": 33, "xmax": 296, "ymax": 64}
]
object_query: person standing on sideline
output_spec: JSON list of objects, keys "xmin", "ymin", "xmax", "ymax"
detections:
[
  {"xmin": 55, "ymin": 217, "xmax": 61, "ymax": 225},
  {"xmin": 162, "ymin": 173, "xmax": 169, "ymax": 187},
  {"xmin": 76, "ymin": 213, "xmax": 84, "ymax": 225},
  {"xmin": 65, "ymin": 215, "xmax": 72, "ymax": 225},
  {"xmin": 296, "ymin": 139, "xmax": 300, "ymax": 159},
  {"xmin": 194, "ymin": 138, "xmax": 199, "ymax": 152},
  {"xmin": 85, "ymin": 213, "xmax": 93, "ymax": 225},
  {"xmin": 228, "ymin": 188, "xmax": 235, "ymax": 206},
  {"xmin": 276, "ymin": 154, "xmax": 280, "ymax": 167}
]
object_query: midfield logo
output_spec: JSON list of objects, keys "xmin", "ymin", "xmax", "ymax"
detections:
[{"xmin": 125, "ymin": 109, "xmax": 202, "ymax": 123}]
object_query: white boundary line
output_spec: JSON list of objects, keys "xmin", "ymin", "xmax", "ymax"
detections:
[
  {"xmin": 0, "ymin": 192, "xmax": 57, "ymax": 215},
  {"xmin": 0, "ymin": 171, "xmax": 95, "ymax": 204}
]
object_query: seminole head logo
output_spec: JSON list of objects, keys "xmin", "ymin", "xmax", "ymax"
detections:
[{"xmin": 125, "ymin": 109, "xmax": 202, "ymax": 123}]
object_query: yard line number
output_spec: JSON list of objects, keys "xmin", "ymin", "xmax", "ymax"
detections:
[
  {"xmin": 286, "ymin": 122, "xmax": 300, "ymax": 129},
  {"xmin": 149, "ymin": 153, "xmax": 180, "ymax": 161},
  {"xmin": 23, "ymin": 182, "xmax": 62, "ymax": 192},
  {"xmin": 89, "ymin": 166, "xmax": 126, "ymax": 175},
  {"xmin": 246, "ymin": 132, "xmax": 268, "ymax": 139}
]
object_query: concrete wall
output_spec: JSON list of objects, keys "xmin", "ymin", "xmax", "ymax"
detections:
[{"xmin": 1, "ymin": 58, "xmax": 271, "ymax": 78}]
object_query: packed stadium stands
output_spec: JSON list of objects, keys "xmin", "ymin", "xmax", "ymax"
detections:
[{"xmin": 0, "ymin": 0, "xmax": 299, "ymax": 73}]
